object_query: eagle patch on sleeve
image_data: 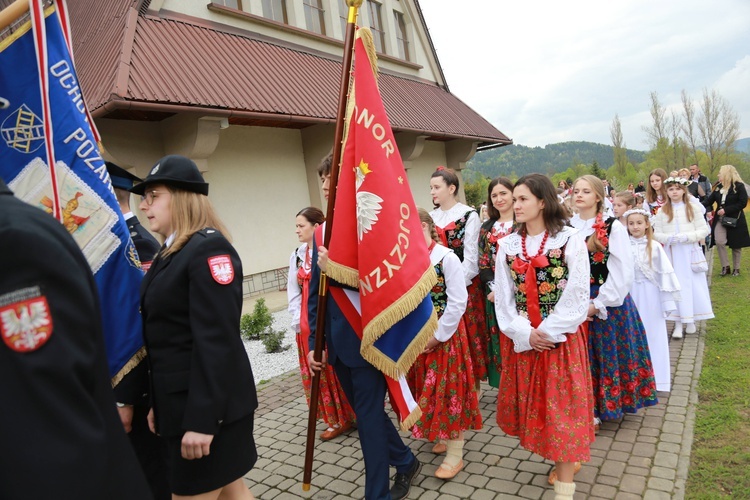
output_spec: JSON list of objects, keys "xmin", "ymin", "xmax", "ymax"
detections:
[
  {"xmin": 0, "ymin": 286, "xmax": 53, "ymax": 353},
  {"xmin": 208, "ymin": 255, "xmax": 234, "ymax": 285}
]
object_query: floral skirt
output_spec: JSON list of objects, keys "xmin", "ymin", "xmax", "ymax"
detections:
[
  {"xmin": 410, "ymin": 318, "xmax": 482, "ymax": 441},
  {"xmin": 588, "ymin": 286, "xmax": 658, "ymax": 421},
  {"xmin": 296, "ymin": 333, "xmax": 356, "ymax": 427},
  {"xmin": 465, "ymin": 276, "xmax": 488, "ymax": 387},
  {"xmin": 485, "ymin": 295, "xmax": 501, "ymax": 389},
  {"xmin": 496, "ymin": 325, "xmax": 594, "ymax": 462}
]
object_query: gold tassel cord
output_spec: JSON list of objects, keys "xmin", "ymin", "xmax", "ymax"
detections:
[
  {"xmin": 326, "ymin": 259, "xmax": 360, "ymax": 288},
  {"xmin": 111, "ymin": 346, "xmax": 147, "ymax": 387},
  {"xmin": 399, "ymin": 406, "xmax": 422, "ymax": 432}
]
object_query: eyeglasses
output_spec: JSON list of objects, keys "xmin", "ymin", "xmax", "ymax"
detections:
[{"xmin": 141, "ymin": 190, "xmax": 167, "ymax": 206}]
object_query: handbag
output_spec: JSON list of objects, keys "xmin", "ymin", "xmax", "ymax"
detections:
[
  {"xmin": 721, "ymin": 216, "xmax": 738, "ymax": 228},
  {"xmin": 691, "ymin": 244, "xmax": 708, "ymax": 273}
]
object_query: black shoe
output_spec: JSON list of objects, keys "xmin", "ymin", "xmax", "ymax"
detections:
[
  {"xmin": 733, "ymin": 269, "xmax": 740, "ymax": 276},
  {"xmin": 720, "ymin": 266, "xmax": 731, "ymax": 276},
  {"xmin": 391, "ymin": 456, "xmax": 421, "ymax": 500}
]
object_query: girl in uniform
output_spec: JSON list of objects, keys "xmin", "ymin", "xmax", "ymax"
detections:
[
  {"xmin": 478, "ymin": 177, "xmax": 515, "ymax": 388},
  {"xmin": 133, "ymin": 155, "xmax": 257, "ymax": 500},
  {"xmin": 494, "ymin": 174, "xmax": 593, "ymax": 500},
  {"xmin": 624, "ymin": 208, "xmax": 681, "ymax": 392},
  {"xmin": 570, "ymin": 175, "xmax": 657, "ymax": 430},
  {"xmin": 410, "ymin": 209, "xmax": 482, "ymax": 480},
  {"xmin": 287, "ymin": 207, "xmax": 355, "ymax": 441},
  {"xmin": 652, "ymin": 177, "xmax": 714, "ymax": 338},
  {"xmin": 429, "ymin": 167, "xmax": 487, "ymax": 388}
]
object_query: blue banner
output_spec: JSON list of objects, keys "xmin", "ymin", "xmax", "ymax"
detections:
[{"xmin": 0, "ymin": 7, "xmax": 144, "ymax": 382}]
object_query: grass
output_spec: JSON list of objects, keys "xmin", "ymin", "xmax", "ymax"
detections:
[{"xmin": 686, "ymin": 249, "xmax": 750, "ymax": 499}]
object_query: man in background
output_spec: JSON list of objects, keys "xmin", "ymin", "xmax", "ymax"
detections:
[{"xmin": 689, "ymin": 163, "xmax": 712, "ymax": 202}]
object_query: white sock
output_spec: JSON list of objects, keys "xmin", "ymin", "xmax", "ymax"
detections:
[
  {"xmin": 442, "ymin": 439, "xmax": 463, "ymax": 467},
  {"xmin": 554, "ymin": 481, "xmax": 576, "ymax": 500}
]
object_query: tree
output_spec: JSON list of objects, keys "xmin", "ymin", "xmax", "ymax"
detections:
[
  {"xmin": 464, "ymin": 176, "xmax": 491, "ymax": 209},
  {"xmin": 610, "ymin": 114, "xmax": 629, "ymax": 181},
  {"xmin": 681, "ymin": 89, "xmax": 700, "ymax": 164},
  {"xmin": 697, "ymin": 88, "xmax": 741, "ymax": 178},
  {"xmin": 590, "ymin": 161, "xmax": 605, "ymax": 179},
  {"xmin": 642, "ymin": 92, "xmax": 676, "ymax": 171}
]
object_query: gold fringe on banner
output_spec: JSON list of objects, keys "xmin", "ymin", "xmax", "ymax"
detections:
[
  {"xmin": 110, "ymin": 346, "xmax": 147, "ymax": 388},
  {"xmin": 399, "ymin": 405, "xmax": 422, "ymax": 431},
  {"xmin": 326, "ymin": 259, "xmax": 360, "ymax": 288}
]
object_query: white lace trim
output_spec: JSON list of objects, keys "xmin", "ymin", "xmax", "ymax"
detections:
[{"xmin": 502, "ymin": 226, "xmax": 580, "ymax": 256}]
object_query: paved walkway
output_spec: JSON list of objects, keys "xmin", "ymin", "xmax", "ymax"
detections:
[{"xmin": 242, "ymin": 267, "xmax": 713, "ymax": 499}]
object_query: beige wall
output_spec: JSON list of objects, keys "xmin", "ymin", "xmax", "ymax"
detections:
[{"xmin": 95, "ymin": 117, "xmax": 475, "ymax": 287}]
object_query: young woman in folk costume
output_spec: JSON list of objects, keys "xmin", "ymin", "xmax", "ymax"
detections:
[
  {"xmin": 570, "ymin": 175, "xmax": 658, "ymax": 430},
  {"xmin": 652, "ymin": 177, "xmax": 714, "ymax": 339},
  {"xmin": 493, "ymin": 174, "xmax": 593, "ymax": 500},
  {"xmin": 408, "ymin": 209, "xmax": 482, "ymax": 480},
  {"xmin": 477, "ymin": 177, "xmax": 515, "ymax": 388},
  {"xmin": 624, "ymin": 208, "xmax": 681, "ymax": 392},
  {"xmin": 643, "ymin": 168, "xmax": 668, "ymax": 216},
  {"xmin": 287, "ymin": 207, "xmax": 355, "ymax": 441},
  {"xmin": 429, "ymin": 167, "xmax": 487, "ymax": 388}
]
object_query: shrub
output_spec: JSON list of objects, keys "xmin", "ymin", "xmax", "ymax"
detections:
[
  {"xmin": 240, "ymin": 298, "xmax": 273, "ymax": 341},
  {"xmin": 261, "ymin": 330, "xmax": 288, "ymax": 354}
]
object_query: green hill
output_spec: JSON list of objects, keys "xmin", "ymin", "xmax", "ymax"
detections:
[{"xmin": 466, "ymin": 141, "xmax": 647, "ymax": 180}]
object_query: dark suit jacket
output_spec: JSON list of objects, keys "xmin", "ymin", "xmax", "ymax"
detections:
[
  {"xmin": 0, "ymin": 179, "xmax": 151, "ymax": 499},
  {"xmin": 140, "ymin": 229, "xmax": 257, "ymax": 438}
]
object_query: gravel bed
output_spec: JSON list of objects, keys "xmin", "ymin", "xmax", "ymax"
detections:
[{"xmin": 242, "ymin": 308, "xmax": 300, "ymax": 384}]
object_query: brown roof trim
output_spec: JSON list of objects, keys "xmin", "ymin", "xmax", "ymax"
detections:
[
  {"xmin": 114, "ymin": 7, "xmax": 139, "ymax": 97},
  {"xmin": 412, "ymin": 0, "xmax": 449, "ymax": 91},
  {"xmin": 92, "ymin": 98, "xmax": 511, "ymax": 145}
]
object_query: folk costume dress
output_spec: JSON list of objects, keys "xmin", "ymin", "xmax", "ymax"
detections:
[
  {"xmin": 652, "ymin": 201, "xmax": 715, "ymax": 325},
  {"xmin": 570, "ymin": 214, "xmax": 658, "ymax": 421},
  {"xmin": 411, "ymin": 243, "xmax": 482, "ymax": 441},
  {"xmin": 493, "ymin": 227, "xmax": 595, "ymax": 463},
  {"xmin": 643, "ymin": 196, "xmax": 666, "ymax": 216},
  {"xmin": 628, "ymin": 236, "xmax": 681, "ymax": 392},
  {"xmin": 287, "ymin": 243, "xmax": 356, "ymax": 429},
  {"xmin": 478, "ymin": 218, "xmax": 514, "ymax": 388},
  {"xmin": 430, "ymin": 203, "xmax": 487, "ymax": 387}
]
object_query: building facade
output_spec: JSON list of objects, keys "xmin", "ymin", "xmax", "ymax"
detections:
[{"xmin": 67, "ymin": 0, "xmax": 511, "ymax": 295}]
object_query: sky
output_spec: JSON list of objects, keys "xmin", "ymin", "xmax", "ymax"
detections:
[{"xmin": 419, "ymin": 0, "xmax": 750, "ymax": 150}]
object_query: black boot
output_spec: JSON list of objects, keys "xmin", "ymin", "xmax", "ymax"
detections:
[
  {"xmin": 733, "ymin": 268, "xmax": 740, "ymax": 276},
  {"xmin": 721, "ymin": 266, "xmax": 731, "ymax": 276}
]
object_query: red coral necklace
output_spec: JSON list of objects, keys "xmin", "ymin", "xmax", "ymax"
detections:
[{"xmin": 521, "ymin": 230, "xmax": 549, "ymax": 260}]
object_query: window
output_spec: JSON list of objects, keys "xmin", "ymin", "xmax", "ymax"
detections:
[
  {"xmin": 393, "ymin": 11, "xmax": 409, "ymax": 60},
  {"xmin": 214, "ymin": 0, "xmax": 242, "ymax": 9},
  {"xmin": 262, "ymin": 0, "xmax": 287, "ymax": 23},
  {"xmin": 338, "ymin": 0, "xmax": 348, "ymax": 36},
  {"xmin": 303, "ymin": 0, "xmax": 325, "ymax": 35},
  {"xmin": 367, "ymin": 1, "xmax": 385, "ymax": 53}
]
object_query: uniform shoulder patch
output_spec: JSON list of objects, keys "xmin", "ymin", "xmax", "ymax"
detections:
[
  {"xmin": 0, "ymin": 286, "xmax": 53, "ymax": 353},
  {"xmin": 208, "ymin": 255, "xmax": 234, "ymax": 285}
]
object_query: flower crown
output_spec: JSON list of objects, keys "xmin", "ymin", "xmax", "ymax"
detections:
[
  {"xmin": 622, "ymin": 208, "xmax": 653, "ymax": 224},
  {"xmin": 664, "ymin": 176, "xmax": 690, "ymax": 186}
]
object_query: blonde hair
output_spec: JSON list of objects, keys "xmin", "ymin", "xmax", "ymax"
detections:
[
  {"xmin": 417, "ymin": 208, "xmax": 440, "ymax": 244},
  {"xmin": 573, "ymin": 175, "xmax": 607, "ymax": 252},
  {"xmin": 719, "ymin": 164, "xmax": 743, "ymax": 192},
  {"xmin": 626, "ymin": 211, "xmax": 655, "ymax": 266},
  {"xmin": 661, "ymin": 183, "xmax": 695, "ymax": 223},
  {"xmin": 678, "ymin": 168, "xmax": 691, "ymax": 178},
  {"xmin": 162, "ymin": 188, "xmax": 231, "ymax": 256}
]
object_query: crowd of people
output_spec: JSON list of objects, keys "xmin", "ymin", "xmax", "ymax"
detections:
[
  {"xmin": 289, "ymin": 161, "xmax": 747, "ymax": 499},
  {"xmin": 5, "ymin": 152, "xmax": 744, "ymax": 500}
]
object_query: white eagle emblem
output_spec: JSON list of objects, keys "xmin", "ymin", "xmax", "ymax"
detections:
[
  {"xmin": 0, "ymin": 296, "xmax": 53, "ymax": 353},
  {"xmin": 208, "ymin": 255, "xmax": 234, "ymax": 285},
  {"xmin": 150, "ymin": 163, "xmax": 160, "ymax": 175},
  {"xmin": 354, "ymin": 160, "xmax": 383, "ymax": 241}
]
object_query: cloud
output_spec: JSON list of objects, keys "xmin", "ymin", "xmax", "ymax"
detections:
[{"xmin": 420, "ymin": 0, "xmax": 750, "ymax": 147}]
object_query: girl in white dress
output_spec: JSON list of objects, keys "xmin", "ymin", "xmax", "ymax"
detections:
[
  {"xmin": 643, "ymin": 168, "xmax": 668, "ymax": 216},
  {"xmin": 652, "ymin": 177, "xmax": 714, "ymax": 339},
  {"xmin": 624, "ymin": 209, "xmax": 681, "ymax": 392}
]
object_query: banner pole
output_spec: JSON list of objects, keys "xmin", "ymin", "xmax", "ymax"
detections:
[
  {"xmin": 0, "ymin": 0, "xmax": 29, "ymax": 31},
  {"xmin": 302, "ymin": 0, "xmax": 362, "ymax": 491}
]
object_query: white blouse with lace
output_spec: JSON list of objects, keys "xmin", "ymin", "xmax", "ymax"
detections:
[
  {"xmin": 430, "ymin": 203, "xmax": 480, "ymax": 286},
  {"xmin": 570, "ymin": 214, "xmax": 634, "ymax": 319},
  {"xmin": 493, "ymin": 226, "xmax": 590, "ymax": 353},
  {"xmin": 430, "ymin": 244, "xmax": 468, "ymax": 342},
  {"xmin": 286, "ymin": 243, "xmax": 310, "ymax": 333}
]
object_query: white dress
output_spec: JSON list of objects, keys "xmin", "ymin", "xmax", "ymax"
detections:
[
  {"xmin": 629, "ymin": 236, "xmax": 681, "ymax": 392},
  {"xmin": 653, "ymin": 201, "xmax": 714, "ymax": 324}
]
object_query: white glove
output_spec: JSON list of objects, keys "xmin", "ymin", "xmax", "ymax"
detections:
[{"xmin": 676, "ymin": 233, "xmax": 689, "ymax": 243}]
